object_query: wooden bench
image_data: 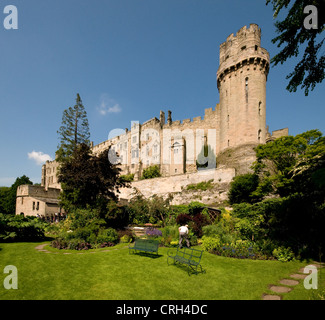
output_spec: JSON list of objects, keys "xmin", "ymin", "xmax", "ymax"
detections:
[
  {"xmin": 129, "ymin": 239, "xmax": 159, "ymax": 256},
  {"xmin": 167, "ymin": 247, "xmax": 204, "ymax": 275}
]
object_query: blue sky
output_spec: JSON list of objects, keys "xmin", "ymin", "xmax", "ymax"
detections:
[{"xmin": 0, "ymin": 0, "xmax": 324, "ymax": 187}]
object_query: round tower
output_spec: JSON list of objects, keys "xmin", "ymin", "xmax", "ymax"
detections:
[{"xmin": 217, "ymin": 24, "xmax": 270, "ymax": 154}]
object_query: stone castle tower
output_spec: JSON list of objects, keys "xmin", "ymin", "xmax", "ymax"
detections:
[{"xmin": 215, "ymin": 24, "xmax": 271, "ymax": 172}]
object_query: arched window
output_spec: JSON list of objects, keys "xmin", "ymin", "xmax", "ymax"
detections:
[{"xmin": 258, "ymin": 130, "xmax": 262, "ymax": 143}]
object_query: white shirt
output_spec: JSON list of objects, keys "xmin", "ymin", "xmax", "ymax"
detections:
[{"xmin": 179, "ymin": 226, "xmax": 188, "ymax": 235}]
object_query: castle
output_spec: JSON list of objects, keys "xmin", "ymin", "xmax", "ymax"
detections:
[{"xmin": 16, "ymin": 24, "xmax": 288, "ymax": 218}]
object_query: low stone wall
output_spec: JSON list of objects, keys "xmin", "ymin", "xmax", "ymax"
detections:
[{"xmin": 118, "ymin": 167, "xmax": 235, "ymax": 203}]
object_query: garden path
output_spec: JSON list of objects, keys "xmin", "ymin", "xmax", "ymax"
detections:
[{"xmin": 262, "ymin": 262, "xmax": 324, "ymax": 300}]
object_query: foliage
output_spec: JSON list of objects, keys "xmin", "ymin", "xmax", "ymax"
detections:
[
  {"xmin": 0, "ymin": 214, "xmax": 47, "ymax": 242},
  {"xmin": 105, "ymin": 200, "xmax": 129, "ymax": 229},
  {"xmin": 176, "ymin": 213, "xmax": 192, "ymax": 226},
  {"xmin": 201, "ymin": 236, "xmax": 262, "ymax": 259},
  {"xmin": 56, "ymin": 93, "xmax": 90, "ymax": 161},
  {"xmin": 126, "ymin": 191, "xmax": 172, "ymax": 226},
  {"xmin": 50, "ymin": 208, "xmax": 119, "ymax": 250},
  {"xmin": 119, "ymin": 173, "xmax": 135, "ymax": 182},
  {"xmin": 117, "ymin": 229, "xmax": 135, "ymax": 243},
  {"xmin": 228, "ymin": 173, "xmax": 260, "ymax": 204},
  {"xmin": 186, "ymin": 179, "xmax": 214, "ymax": 191},
  {"xmin": 0, "ymin": 176, "xmax": 33, "ymax": 215},
  {"xmin": 141, "ymin": 165, "xmax": 161, "ymax": 179},
  {"xmin": 272, "ymin": 246, "xmax": 295, "ymax": 262},
  {"xmin": 58, "ymin": 144, "xmax": 126, "ymax": 211},
  {"xmin": 266, "ymin": 0, "xmax": 325, "ymax": 95}
]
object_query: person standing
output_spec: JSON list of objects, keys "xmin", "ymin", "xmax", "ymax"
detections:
[{"xmin": 178, "ymin": 224, "xmax": 190, "ymax": 248}]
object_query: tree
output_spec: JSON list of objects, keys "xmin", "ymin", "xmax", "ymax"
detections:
[
  {"xmin": 56, "ymin": 93, "xmax": 90, "ymax": 161},
  {"xmin": 228, "ymin": 173, "xmax": 260, "ymax": 204},
  {"xmin": 0, "ymin": 187, "xmax": 10, "ymax": 214},
  {"xmin": 2, "ymin": 176, "xmax": 33, "ymax": 215},
  {"xmin": 253, "ymin": 129, "xmax": 324, "ymax": 196},
  {"xmin": 58, "ymin": 144, "xmax": 126, "ymax": 212},
  {"xmin": 266, "ymin": 0, "xmax": 325, "ymax": 95}
]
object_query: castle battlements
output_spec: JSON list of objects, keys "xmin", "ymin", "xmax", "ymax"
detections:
[{"xmin": 217, "ymin": 24, "xmax": 270, "ymax": 87}]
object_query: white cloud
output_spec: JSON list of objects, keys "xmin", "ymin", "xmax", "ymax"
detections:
[
  {"xmin": 97, "ymin": 94, "xmax": 122, "ymax": 115},
  {"xmin": 28, "ymin": 151, "xmax": 53, "ymax": 165}
]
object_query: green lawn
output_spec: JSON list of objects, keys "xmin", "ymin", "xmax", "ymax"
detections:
[{"xmin": 0, "ymin": 242, "xmax": 321, "ymax": 300}]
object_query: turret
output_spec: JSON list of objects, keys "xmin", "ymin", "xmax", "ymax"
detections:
[{"xmin": 217, "ymin": 24, "xmax": 270, "ymax": 152}]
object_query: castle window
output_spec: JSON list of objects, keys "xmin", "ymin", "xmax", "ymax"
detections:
[
  {"xmin": 36, "ymin": 202, "xmax": 39, "ymax": 210},
  {"xmin": 228, "ymin": 140, "xmax": 230, "ymax": 147},
  {"xmin": 259, "ymin": 102, "xmax": 262, "ymax": 115},
  {"xmin": 33, "ymin": 202, "xmax": 35, "ymax": 210},
  {"xmin": 227, "ymin": 115, "xmax": 230, "ymax": 128},
  {"xmin": 258, "ymin": 130, "xmax": 262, "ymax": 143},
  {"xmin": 241, "ymin": 45, "xmax": 246, "ymax": 51},
  {"xmin": 255, "ymin": 45, "xmax": 258, "ymax": 51},
  {"xmin": 245, "ymin": 77, "xmax": 249, "ymax": 103}
]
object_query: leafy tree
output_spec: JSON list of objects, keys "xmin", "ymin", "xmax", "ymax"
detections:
[
  {"xmin": 253, "ymin": 129, "xmax": 324, "ymax": 196},
  {"xmin": 56, "ymin": 93, "xmax": 90, "ymax": 161},
  {"xmin": 266, "ymin": 0, "xmax": 325, "ymax": 95},
  {"xmin": 58, "ymin": 143, "xmax": 126, "ymax": 212},
  {"xmin": 0, "ymin": 187, "xmax": 10, "ymax": 214},
  {"xmin": 1, "ymin": 176, "xmax": 33, "ymax": 215},
  {"xmin": 228, "ymin": 173, "xmax": 260, "ymax": 204}
]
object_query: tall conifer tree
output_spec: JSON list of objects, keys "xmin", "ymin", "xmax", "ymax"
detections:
[{"xmin": 56, "ymin": 94, "xmax": 90, "ymax": 161}]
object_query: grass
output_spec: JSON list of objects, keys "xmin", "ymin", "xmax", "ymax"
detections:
[{"xmin": 0, "ymin": 241, "xmax": 321, "ymax": 300}]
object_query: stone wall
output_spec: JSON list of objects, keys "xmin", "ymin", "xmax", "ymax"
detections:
[{"xmin": 118, "ymin": 167, "xmax": 235, "ymax": 204}]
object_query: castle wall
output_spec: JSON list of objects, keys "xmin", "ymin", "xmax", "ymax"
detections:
[
  {"xmin": 16, "ymin": 185, "xmax": 61, "ymax": 217},
  {"xmin": 118, "ymin": 167, "xmax": 235, "ymax": 200}
]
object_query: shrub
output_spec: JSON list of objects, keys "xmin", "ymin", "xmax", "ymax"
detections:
[
  {"xmin": 272, "ymin": 246, "xmax": 295, "ymax": 262},
  {"xmin": 201, "ymin": 236, "xmax": 221, "ymax": 252},
  {"xmin": 119, "ymin": 173, "xmax": 135, "ymax": 182},
  {"xmin": 97, "ymin": 228, "xmax": 118, "ymax": 244},
  {"xmin": 228, "ymin": 173, "xmax": 260, "ymax": 204},
  {"xmin": 141, "ymin": 165, "xmax": 161, "ymax": 180},
  {"xmin": 118, "ymin": 229, "xmax": 135, "ymax": 243},
  {"xmin": 176, "ymin": 213, "xmax": 192, "ymax": 226},
  {"xmin": 190, "ymin": 213, "xmax": 210, "ymax": 237},
  {"xmin": 0, "ymin": 214, "xmax": 47, "ymax": 242},
  {"xmin": 186, "ymin": 180, "xmax": 214, "ymax": 191}
]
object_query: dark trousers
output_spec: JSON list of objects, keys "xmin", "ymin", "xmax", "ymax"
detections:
[{"xmin": 179, "ymin": 233, "xmax": 190, "ymax": 248}]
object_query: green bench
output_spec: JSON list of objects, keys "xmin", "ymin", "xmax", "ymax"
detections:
[
  {"xmin": 129, "ymin": 239, "xmax": 159, "ymax": 256},
  {"xmin": 167, "ymin": 247, "xmax": 204, "ymax": 275}
]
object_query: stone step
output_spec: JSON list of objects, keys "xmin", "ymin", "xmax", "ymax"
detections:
[{"xmin": 279, "ymin": 279, "xmax": 299, "ymax": 286}]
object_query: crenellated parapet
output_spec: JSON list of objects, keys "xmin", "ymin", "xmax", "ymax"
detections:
[{"xmin": 217, "ymin": 24, "xmax": 270, "ymax": 88}]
